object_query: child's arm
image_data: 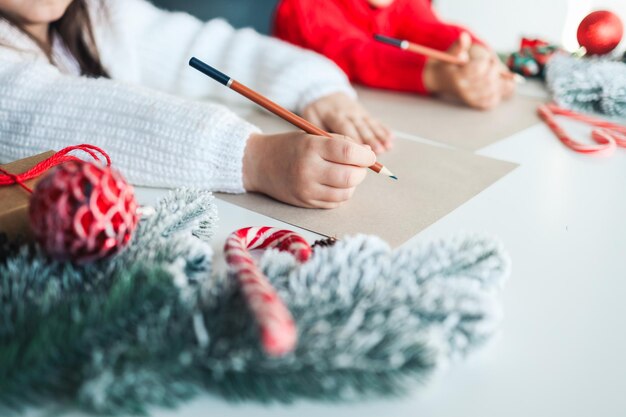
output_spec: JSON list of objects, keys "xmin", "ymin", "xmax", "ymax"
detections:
[
  {"xmin": 96, "ymin": 0, "xmax": 349, "ymax": 114},
  {"xmin": 274, "ymin": 0, "xmax": 513, "ymax": 108},
  {"xmin": 394, "ymin": 1, "xmax": 515, "ymax": 109},
  {"xmin": 274, "ymin": 0, "xmax": 430, "ymax": 94},
  {"xmin": 92, "ymin": 0, "xmax": 391, "ymax": 153},
  {"xmin": 0, "ymin": 59, "xmax": 255, "ymax": 192},
  {"xmin": 0, "ymin": 58, "xmax": 375, "ymax": 208}
]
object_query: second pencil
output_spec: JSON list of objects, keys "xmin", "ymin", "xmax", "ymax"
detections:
[{"xmin": 374, "ymin": 34, "xmax": 523, "ymax": 83}]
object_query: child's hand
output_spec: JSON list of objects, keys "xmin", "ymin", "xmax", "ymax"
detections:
[
  {"xmin": 423, "ymin": 32, "xmax": 515, "ymax": 110},
  {"xmin": 242, "ymin": 131, "xmax": 376, "ymax": 209},
  {"xmin": 302, "ymin": 93, "xmax": 393, "ymax": 154}
]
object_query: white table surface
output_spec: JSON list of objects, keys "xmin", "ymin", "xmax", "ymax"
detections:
[{"xmin": 33, "ymin": 87, "xmax": 626, "ymax": 416}]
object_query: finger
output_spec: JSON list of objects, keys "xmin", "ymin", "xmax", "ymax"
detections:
[
  {"xmin": 468, "ymin": 44, "xmax": 492, "ymax": 60},
  {"xmin": 459, "ymin": 82, "xmax": 495, "ymax": 107},
  {"xmin": 302, "ymin": 184, "xmax": 355, "ymax": 209},
  {"xmin": 320, "ymin": 163, "xmax": 368, "ymax": 189},
  {"xmin": 367, "ymin": 118, "xmax": 394, "ymax": 150},
  {"xmin": 486, "ymin": 56, "xmax": 501, "ymax": 80},
  {"xmin": 316, "ymin": 184, "xmax": 356, "ymax": 203},
  {"xmin": 449, "ymin": 31, "xmax": 471, "ymax": 63},
  {"xmin": 323, "ymin": 114, "xmax": 362, "ymax": 144},
  {"xmin": 460, "ymin": 85, "xmax": 494, "ymax": 109},
  {"xmin": 476, "ymin": 86, "xmax": 500, "ymax": 104},
  {"xmin": 461, "ymin": 57, "xmax": 491, "ymax": 80},
  {"xmin": 309, "ymin": 201, "xmax": 342, "ymax": 209},
  {"xmin": 463, "ymin": 79, "xmax": 496, "ymax": 102},
  {"xmin": 500, "ymin": 77, "xmax": 516, "ymax": 99},
  {"xmin": 478, "ymin": 60, "xmax": 503, "ymax": 101},
  {"xmin": 351, "ymin": 117, "xmax": 385, "ymax": 154},
  {"xmin": 296, "ymin": 196, "xmax": 342, "ymax": 209},
  {"xmin": 319, "ymin": 137, "xmax": 377, "ymax": 167},
  {"xmin": 456, "ymin": 64, "xmax": 489, "ymax": 96},
  {"xmin": 463, "ymin": 58, "xmax": 501, "ymax": 96},
  {"xmin": 302, "ymin": 107, "xmax": 324, "ymax": 129},
  {"xmin": 477, "ymin": 93, "xmax": 502, "ymax": 110},
  {"xmin": 468, "ymin": 85, "xmax": 502, "ymax": 110},
  {"xmin": 494, "ymin": 59, "xmax": 516, "ymax": 99},
  {"xmin": 478, "ymin": 63, "xmax": 501, "ymax": 93}
]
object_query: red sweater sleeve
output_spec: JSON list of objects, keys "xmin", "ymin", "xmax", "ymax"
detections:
[{"xmin": 273, "ymin": 0, "xmax": 429, "ymax": 94}]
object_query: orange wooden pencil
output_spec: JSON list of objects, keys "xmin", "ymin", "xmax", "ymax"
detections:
[
  {"xmin": 374, "ymin": 34, "xmax": 523, "ymax": 83},
  {"xmin": 189, "ymin": 57, "xmax": 397, "ymax": 180}
]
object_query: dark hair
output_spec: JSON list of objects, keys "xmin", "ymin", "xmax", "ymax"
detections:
[{"xmin": 1, "ymin": 0, "xmax": 108, "ymax": 78}]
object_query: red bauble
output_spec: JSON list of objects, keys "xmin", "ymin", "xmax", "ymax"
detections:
[
  {"xmin": 577, "ymin": 10, "xmax": 624, "ymax": 55},
  {"xmin": 29, "ymin": 160, "xmax": 139, "ymax": 264}
]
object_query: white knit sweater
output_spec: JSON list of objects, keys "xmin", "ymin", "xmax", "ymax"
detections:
[{"xmin": 0, "ymin": 0, "xmax": 354, "ymax": 192}]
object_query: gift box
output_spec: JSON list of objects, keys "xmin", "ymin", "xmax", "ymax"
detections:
[{"xmin": 0, "ymin": 151, "xmax": 56, "ymax": 245}]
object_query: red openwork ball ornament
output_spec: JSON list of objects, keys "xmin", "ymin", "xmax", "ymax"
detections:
[
  {"xmin": 577, "ymin": 10, "xmax": 624, "ymax": 55},
  {"xmin": 29, "ymin": 160, "xmax": 139, "ymax": 264}
]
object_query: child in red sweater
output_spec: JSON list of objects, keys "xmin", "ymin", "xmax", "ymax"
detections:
[{"xmin": 274, "ymin": 0, "xmax": 515, "ymax": 110}]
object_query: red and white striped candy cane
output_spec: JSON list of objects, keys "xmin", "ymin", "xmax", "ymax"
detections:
[
  {"xmin": 546, "ymin": 103, "xmax": 626, "ymax": 147},
  {"xmin": 538, "ymin": 104, "xmax": 626, "ymax": 156},
  {"xmin": 224, "ymin": 226, "xmax": 312, "ymax": 356}
]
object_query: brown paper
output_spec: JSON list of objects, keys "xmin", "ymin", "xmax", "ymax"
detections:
[
  {"xmin": 355, "ymin": 86, "xmax": 544, "ymax": 150},
  {"xmin": 0, "ymin": 151, "xmax": 56, "ymax": 243},
  {"xmin": 220, "ymin": 113, "xmax": 517, "ymax": 247}
]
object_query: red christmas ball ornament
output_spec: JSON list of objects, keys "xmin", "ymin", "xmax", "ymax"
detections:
[
  {"xmin": 577, "ymin": 10, "xmax": 624, "ymax": 55},
  {"xmin": 29, "ymin": 160, "xmax": 139, "ymax": 264}
]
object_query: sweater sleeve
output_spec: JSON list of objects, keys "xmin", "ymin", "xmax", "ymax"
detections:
[
  {"xmin": 273, "ymin": 0, "xmax": 429, "ymax": 94},
  {"xmin": 95, "ymin": 0, "xmax": 355, "ymax": 114},
  {"xmin": 0, "ymin": 58, "xmax": 258, "ymax": 193}
]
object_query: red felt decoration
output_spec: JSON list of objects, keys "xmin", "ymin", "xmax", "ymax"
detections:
[
  {"xmin": 29, "ymin": 160, "xmax": 139, "ymax": 264},
  {"xmin": 577, "ymin": 10, "xmax": 624, "ymax": 55}
]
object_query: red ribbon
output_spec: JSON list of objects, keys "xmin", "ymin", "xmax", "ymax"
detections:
[
  {"xmin": 521, "ymin": 38, "xmax": 551, "ymax": 49},
  {"xmin": 0, "ymin": 144, "xmax": 111, "ymax": 193}
]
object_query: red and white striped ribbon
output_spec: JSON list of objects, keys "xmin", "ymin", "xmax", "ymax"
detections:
[
  {"xmin": 538, "ymin": 104, "xmax": 626, "ymax": 156},
  {"xmin": 224, "ymin": 226, "xmax": 313, "ymax": 356}
]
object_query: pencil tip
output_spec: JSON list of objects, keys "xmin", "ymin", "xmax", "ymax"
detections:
[{"xmin": 378, "ymin": 165, "xmax": 397, "ymax": 179}]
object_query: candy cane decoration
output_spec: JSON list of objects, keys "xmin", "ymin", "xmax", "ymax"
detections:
[
  {"xmin": 224, "ymin": 227, "xmax": 313, "ymax": 356},
  {"xmin": 546, "ymin": 104, "xmax": 626, "ymax": 148},
  {"xmin": 538, "ymin": 104, "xmax": 626, "ymax": 156}
]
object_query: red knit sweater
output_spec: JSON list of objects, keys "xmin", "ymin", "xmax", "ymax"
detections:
[{"xmin": 273, "ymin": 0, "xmax": 479, "ymax": 94}]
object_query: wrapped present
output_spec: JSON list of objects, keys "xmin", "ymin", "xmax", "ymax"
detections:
[
  {"xmin": 507, "ymin": 37, "xmax": 561, "ymax": 78},
  {"xmin": 0, "ymin": 151, "xmax": 55, "ymax": 245}
]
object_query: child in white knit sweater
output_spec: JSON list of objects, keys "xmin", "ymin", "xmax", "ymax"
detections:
[{"xmin": 0, "ymin": 0, "xmax": 393, "ymax": 209}]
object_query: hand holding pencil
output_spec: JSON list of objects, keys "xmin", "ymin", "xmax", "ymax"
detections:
[
  {"xmin": 189, "ymin": 57, "xmax": 396, "ymax": 209},
  {"xmin": 375, "ymin": 32, "xmax": 518, "ymax": 110},
  {"xmin": 242, "ymin": 131, "xmax": 378, "ymax": 208}
]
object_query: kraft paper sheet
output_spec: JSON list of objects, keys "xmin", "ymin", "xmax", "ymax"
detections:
[
  {"xmin": 218, "ymin": 112, "xmax": 517, "ymax": 247},
  {"xmin": 356, "ymin": 86, "xmax": 543, "ymax": 150}
]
